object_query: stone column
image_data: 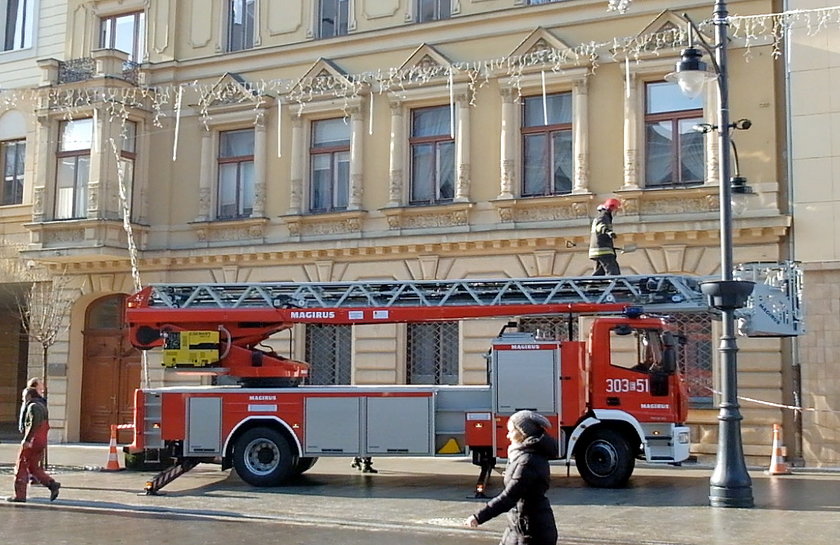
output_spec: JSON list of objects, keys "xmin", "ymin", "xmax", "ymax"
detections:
[
  {"xmin": 32, "ymin": 113, "xmax": 51, "ymax": 222},
  {"xmin": 622, "ymin": 69, "xmax": 640, "ymax": 190},
  {"xmin": 454, "ymin": 94, "xmax": 471, "ymax": 202},
  {"xmin": 252, "ymin": 117, "xmax": 267, "ymax": 217},
  {"xmin": 572, "ymin": 77, "xmax": 589, "ymax": 194},
  {"xmin": 499, "ymin": 88, "xmax": 516, "ymax": 199},
  {"xmin": 387, "ymin": 99, "xmax": 404, "ymax": 207},
  {"xmin": 349, "ymin": 105, "xmax": 364, "ymax": 210},
  {"xmin": 196, "ymin": 130, "xmax": 212, "ymax": 221},
  {"xmin": 288, "ymin": 116, "xmax": 304, "ymax": 214}
]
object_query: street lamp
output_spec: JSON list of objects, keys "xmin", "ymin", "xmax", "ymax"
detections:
[{"xmin": 667, "ymin": 0, "xmax": 756, "ymax": 508}]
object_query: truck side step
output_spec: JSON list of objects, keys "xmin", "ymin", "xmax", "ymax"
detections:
[{"xmin": 144, "ymin": 458, "xmax": 200, "ymax": 495}]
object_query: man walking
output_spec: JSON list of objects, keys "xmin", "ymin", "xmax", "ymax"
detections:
[
  {"xmin": 589, "ymin": 198, "xmax": 622, "ymax": 276},
  {"xmin": 7, "ymin": 379, "xmax": 61, "ymax": 503}
]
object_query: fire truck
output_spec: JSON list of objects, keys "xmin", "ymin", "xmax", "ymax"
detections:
[{"xmin": 123, "ymin": 263, "xmax": 802, "ymax": 495}]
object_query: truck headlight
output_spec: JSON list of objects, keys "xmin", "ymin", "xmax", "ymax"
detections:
[{"xmin": 678, "ymin": 431, "xmax": 690, "ymax": 444}]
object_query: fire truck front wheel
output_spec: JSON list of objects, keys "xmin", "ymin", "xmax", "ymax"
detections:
[
  {"xmin": 574, "ymin": 428, "xmax": 635, "ymax": 488},
  {"xmin": 232, "ymin": 427, "xmax": 296, "ymax": 486}
]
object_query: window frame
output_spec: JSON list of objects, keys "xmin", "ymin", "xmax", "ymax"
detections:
[
  {"xmin": 54, "ymin": 118, "xmax": 94, "ymax": 220},
  {"xmin": 116, "ymin": 120, "xmax": 137, "ymax": 220},
  {"xmin": 520, "ymin": 91, "xmax": 574, "ymax": 197},
  {"xmin": 643, "ymin": 80, "xmax": 705, "ymax": 189},
  {"xmin": 225, "ymin": 0, "xmax": 257, "ymax": 53},
  {"xmin": 1, "ymin": 0, "xmax": 35, "ymax": 53},
  {"xmin": 409, "ymin": 104, "xmax": 455, "ymax": 205},
  {"xmin": 0, "ymin": 138, "xmax": 25, "ymax": 206},
  {"xmin": 216, "ymin": 127, "xmax": 256, "ymax": 220},
  {"xmin": 406, "ymin": 321, "xmax": 459, "ymax": 385},
  {"xmin": 99, "ymin": 10, "xmax": 145, "ymax": 62},
  {"xmin": 309, "ymin": 117, "xmax": 351, "ymax": 213},
  {"xmin": 317, "ymin": 0, "xmax": 349, "ymax": 39},
  {"xmin": 415, "ymin": 0, "xmax": 451, "ymax": 23}
]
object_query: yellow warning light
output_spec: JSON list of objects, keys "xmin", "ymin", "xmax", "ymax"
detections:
[
  {"xmin": 292, "ymin": 423, "xmax": 300, "ymax": 428},
  {"xmin": 652, "ymin": 430, "xmax": 661, "ymax": 435},
  {"xmin": 152, "ymin": 423, "xmax": 160, "ymax": 428},
  {"xmin": 475, "ymin": 423, "xmax": 483, "ymax": 429}
]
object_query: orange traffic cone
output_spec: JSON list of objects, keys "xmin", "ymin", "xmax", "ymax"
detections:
[
  {"xmin": 765, "ymin": 423, "xmax": 792, "ymax": 475},
  {"xmin": 103, "ymin": 424, "xmax": 123, "ymax": 472}
]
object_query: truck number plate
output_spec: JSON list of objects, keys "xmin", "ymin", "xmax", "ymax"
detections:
[{"xmin": 605, "ymin": 378, "xmax": 649, "ymax": 393}]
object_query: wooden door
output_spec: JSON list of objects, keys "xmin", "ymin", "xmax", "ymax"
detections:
[{"xmin": 80, "ymin": 295, "xmax": 141, "ymax": 443}]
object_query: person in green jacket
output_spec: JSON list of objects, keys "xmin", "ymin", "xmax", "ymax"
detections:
[{"xmin": 7, "ymin": 379, "xmax": 61, "ymax": 503}]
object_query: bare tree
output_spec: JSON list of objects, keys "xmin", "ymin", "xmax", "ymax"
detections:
[
  {"xmin": 0, "ymin": 242, "xmax": 76, "ymax": 394},
  {"xmin": 18, "ymin": 271, "xmax": 76, "ymax": 392}
]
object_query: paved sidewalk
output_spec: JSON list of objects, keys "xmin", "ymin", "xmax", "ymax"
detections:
[{"xmin": 1, "ymin": 442, "xmax": 839, "ymax": 545}]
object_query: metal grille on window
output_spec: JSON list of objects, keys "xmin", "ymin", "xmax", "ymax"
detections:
[
  {"xmin": 670, "ymin": 311, "xmax": 714, "ymax": 408},
  {"xmin": 519, "ymin": 315, "xmax": 578, "ymax": 341},
  {"xmin": 304, "ymin": 324, "xmax": 352, "ymax": 385},
  {"xmin": 407, "ymin": 322, "xmax": 459, "ymax": 385}
]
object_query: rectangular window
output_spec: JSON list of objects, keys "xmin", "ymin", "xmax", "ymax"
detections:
[
  {"xmin": 2, "ymin": 0, "xmax": 34, "ymax": 51},
  {"xmin": 407, "ymin": 322, "xmax": 458, "ymax": 385},
  {"xmin": 644, "ymin": 81, "xmax": 704, "ymax": 188},
  {"xmin": 117, "ymin": 121, "xmax": 137, "ymax": 219},
  {"xmin": 410, "ymin": 105, "xmax": 454, "ymax": 205},
  {"xmin": 318, "ymin": 0, "xmax": 348, "ymax": 39},
  {"xmin": 217, "ymin": 128, "xmax": 254, "ymax": 219},
  {"xmin": 100, "ymin": 11, "xmax": 145, "ymax": 62},
  {"xmin": 310, "ymin": 118, "xmax": 350, "ymax": 212},
  {"xmin": 305, "ymin": 324, "xmax": 352, "ymax": 385},
  {"xmin": 417, "ymin": 0, "xmax": 450, "ymax": 23},
  {"xmin": 226, "ymin": 0, "xmax": 255, "ymax": 52},
  {"xmin": 55, "ymin": 119, "xmax": 93, "ymax": 220},
  {"xmin": 521, "ymin": 92, "xmax": 573, "ymax": 196},
  {"xmin": 672, "ymin": 312, "xmax": 714, "ymax": 408},
  {"xmin": 0, "ymin": 139, "xmax": 24, "ymax": 205}
]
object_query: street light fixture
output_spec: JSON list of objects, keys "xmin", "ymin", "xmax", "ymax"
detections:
[{"xmin": 667, "ymin": 0, "xmax": 756, "ymax": 509}]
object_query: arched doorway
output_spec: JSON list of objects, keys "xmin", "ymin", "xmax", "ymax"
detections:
[{"xmin": 80, "ymin": 294, "xmax": 141, "ymax": 443}]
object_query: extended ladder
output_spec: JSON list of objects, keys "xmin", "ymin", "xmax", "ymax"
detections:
[{"xmin": 127, "ymin": 264, "xmax": 804, "ymax": 337}]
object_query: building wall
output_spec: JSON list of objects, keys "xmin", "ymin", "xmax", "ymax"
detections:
[
  {"xmin": 789, "ymin": 0, "xmax": 840, "ymax": 466},
  {"xmin": 0, "ymin": 0, "xmax": 800, "ymax": 463}
]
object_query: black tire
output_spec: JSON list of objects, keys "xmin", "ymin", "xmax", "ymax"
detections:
[
  {"xmin": 575, "ymin": 428, "xmax": 635, "ymax": 488},
  {"xmin": 294, "ymin": 457, "xmax": 319, "ymax": 475},
  {"xmin": 232, "ymin": 427, "xmax": 297, "ymax": 486}
]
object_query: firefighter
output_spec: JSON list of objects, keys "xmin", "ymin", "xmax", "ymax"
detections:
[
  {"xmin": 589, "ymin": 197, "xmax": 622, "ymax": 276},
  {"xmin": 7, "ymin": 380, "xmax": 60, "ymax": 503},
  {"xmin": 466, "ymin": 410, "xmax": 558, "ymax": 545}
]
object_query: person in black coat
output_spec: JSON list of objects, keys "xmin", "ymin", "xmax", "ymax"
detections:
[{"xmin": 466, "ymin": 410, "xmax": 558, "ymax": 545}]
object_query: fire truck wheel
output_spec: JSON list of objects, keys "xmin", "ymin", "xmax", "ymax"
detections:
[
  {"xmin": 574, "ymin": 428, "xmax": 635, "ymax": 488},
  {"xmin": 293, "ymin": 457, "xmax": 319, "ymax": 475},
  {"xmin": 232, "ymin": 427, "xmax": 296, "ymax": 486}
]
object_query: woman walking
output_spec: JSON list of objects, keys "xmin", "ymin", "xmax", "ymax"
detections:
[{"xmin": 466, "ymin": 410, "xmax": 558, "ymax": 545}]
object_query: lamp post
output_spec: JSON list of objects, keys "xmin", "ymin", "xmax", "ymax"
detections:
[{"xmin": 667, "ymin": 0, "xmax": 756, "ymax": 508}]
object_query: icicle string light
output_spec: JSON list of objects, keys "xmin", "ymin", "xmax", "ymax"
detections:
[{"xmin": 3, "ymin": 6, "xmax": 838, "ymax": 130}]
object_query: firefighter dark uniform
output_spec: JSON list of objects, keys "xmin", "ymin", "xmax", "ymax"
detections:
[{"xmin": 589, "ymin": 198, "xmax": 621, "ymax": 276}]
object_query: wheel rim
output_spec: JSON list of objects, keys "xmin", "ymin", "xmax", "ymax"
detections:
[
  {"xmin": 585, "ymin": 440, "xmax": 619, "ymax": 478},
  {"xmin": 244, "ymin": 437, "xmax": 279, "ymax": 476}
]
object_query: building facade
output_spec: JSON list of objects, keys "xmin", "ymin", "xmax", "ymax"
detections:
[
  {"xmin": 788, "ymin": 0, "xmax": 840, "ymax": 465},
  {"xmin": 0, "ymin": 0, "xmax": 801, "ymax": 462}
]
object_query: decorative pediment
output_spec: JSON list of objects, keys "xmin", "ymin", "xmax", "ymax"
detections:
[
  {"xmin": 397, "ymin": 44, "xmax": 452, "ymax": 80},
  {"xmin": 291, "ymin": 58, "xmax": 356, "ymax": 97},
  {"xmin": 202, "ymin": 72, "xmax": 262, "ymax": 108},
  {"xmin": 622, "ymin": 10, "xmax": 709, "ymax": 58},
  {"xmin": 509, "ymin": 28, "xmax": 575, "ymax": 62},
  {"xmin": 637, "ymin": 10, "xmax": 689, "ymax": 39}
]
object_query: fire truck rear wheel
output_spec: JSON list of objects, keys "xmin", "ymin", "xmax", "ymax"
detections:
[
  {"xmin": 575, "ymin": 428, "xmax": 634, "ymax": 488},
  {"xmin": 294, "ymin": 457, "xmax": 319, "ymax": 475},
  {"xmin": 232, "ymin": 427, "xmax": 296, "ymax": 486}
]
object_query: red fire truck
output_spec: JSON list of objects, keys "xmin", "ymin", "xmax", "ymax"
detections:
[{"xmin": 124, "ymin": 265, "xmax": 803, "ymax": 495}]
